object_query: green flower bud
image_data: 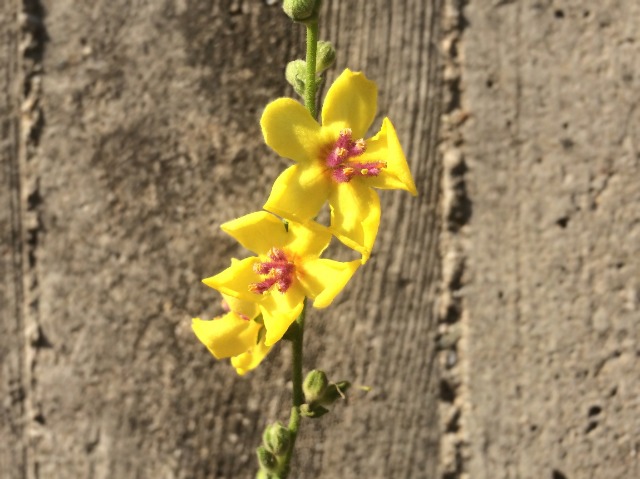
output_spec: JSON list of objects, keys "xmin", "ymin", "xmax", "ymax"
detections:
[
  {"xmin": 256, "ymin": 470, "xmax": 277, "ymax": 479},
  {"xmin": 256, "ymin": 446, "xmax": 278, "ymax": 472},
  {"xmin": 283, "ymin": 0, "xmax": 321, "ymax": 22},
  {"xmin": 300, "ymin": 403, "xmax": 330, "ymax": 418},
  {"xmin": 318, "ymin": 380, "xmax": 351, "ymax": 407},
  {"xmin": 285, "ymin": 59, "xmax": 328, "ymax": 98},
  {"xmin": 315, "ymin": 41, "xmax": 336, "ymax": 73},
  {"xmin": 303, "ymin": 369, "xmax": 329, "ymax": 404},
  {"xmin": 285, "ymin": 60, "xmax": 307, "ymax": 97},
  {"xmin": 263, "ymin": 422, "xmax": 291, "ymax": 456}
]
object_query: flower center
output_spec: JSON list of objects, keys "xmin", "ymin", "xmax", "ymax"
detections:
[
  {"xmin": 325, "ymin": 128, "xmax": 386, "ymax": 183},
  {"xmin": 249, "ymin": 248, "xmax": 296, "ymax": 295}
]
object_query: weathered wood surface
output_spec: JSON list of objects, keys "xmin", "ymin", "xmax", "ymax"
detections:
[
  {"xmin": 454, "ymin": 1, "xmax": 640, "ymax": 478},
  {"xmin": 4, "ymin": 0, "xmax": 639, "ymax": 478},
  {"xmin": 1, "ymin": 1, "xmax": 25, "ymax": 477},
  {"xmin": 2, "ymin": 1, "xmax": 442, "ymax": 478}
]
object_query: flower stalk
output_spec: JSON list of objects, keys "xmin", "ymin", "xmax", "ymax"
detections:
[
  {"xmin": 279, "ymin": 18, "xmax": 318, "ymax": 478},
  {"xmin": 280, "ymin": 299, "xmax": 306, "ymax": 478},
  {"xmin": 304, "ymin": 20, "xmax": 319, "ymax": 118}
]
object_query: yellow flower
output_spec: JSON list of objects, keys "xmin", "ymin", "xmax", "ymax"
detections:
[
  {"xmin": 261, "ymin": 68, "xmax": 417, "ymax": 263},
  {"xmin": 192, "ymin": 293, "xmax": 271, "ymax": 376},
  {"xmin": 202, "ymin": 211, "xmax": 360, "ymax": 346}
]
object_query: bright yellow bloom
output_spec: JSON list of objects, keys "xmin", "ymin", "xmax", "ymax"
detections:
[
  {"xmin": 261, "ymin": 68, "xmax": 417, "ymax": 263},
  {"xmin": 192, "ymin": 293, "xmax": 271, "ymax": 375},
  {"xmin": 202, "ymin": 211, "xmax": 360, "ymax": 346}
]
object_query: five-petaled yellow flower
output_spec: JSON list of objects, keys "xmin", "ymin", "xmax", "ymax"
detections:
[
  {"xmin": 202, "ymin": 211, "xmax": 360, "ymax": 346},
  {"xmin": 261, "ymin": 68, "xmax": 417, "ymax": 263},
  {"xmin": 192, "ymin": 292, "xmax": 271, "ymax": 375}
]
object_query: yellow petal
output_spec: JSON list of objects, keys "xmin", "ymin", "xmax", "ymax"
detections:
[
  {"xmin": 231, "ymin": 341, "xmax": 272, "ymax": 376},
  {"xmin": 261, "ymin": 98, "xmax": 322, "ymax": 163},
  {"xmin": 192, "ymin": 313, "xmax": 260, "ymax": 359},
  {"xmin": 222, "ymin": 211, "xmax": 332, "ymax": 259},
  {"xmin": 264, "ymin": 164, "xmax": 331, "ymax": 223},
  {"xmin": 298, "ymin": 258, "xmax": 360, "ymax": 308},
  {"xmin": 221, "ymin": 212, "xmax": 290, "ymax": 256},
  {"xmin": 329, "ymin": 182, "xmax": 381, "ymax": 263},
  {"xmin": 321, "ymin": 69, "xmax": 378, "ymax": 139},
  {"xmin": 361, "ymin": 118, "xmax": 417, "ymax": 195},
  {"xmin": 259, "ymin": 284, "xmax": 305, "ymax": 346},
  {"xmin": 202, "ymin": 256, "xmax": 261, "ymax": 302},
  {"xmin": 221, "ymin": 293, "xmax": 260, "ymax": 320},
  {"xmin": 286, "ymin": 218, "xmax": 333, "ymax": 259}
]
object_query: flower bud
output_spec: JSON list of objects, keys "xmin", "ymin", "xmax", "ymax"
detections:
[
  {"xmin": 303, "ymin": 369, "xmax": 329, "ymax": 404},
  {"xmin": 263, "ymin": 422, "xmax": 291, "ymax": 456},
  {"xmin": 256, "ymin": 470, "xmax": 277, "ymax": 479},
  {"xmin": 315, "ymin": 41, "xmax": 336, "ymax": 73},
  {"xmin": 256, "ymin": 446, "xmax": 278, "ymax": 472},
  {"xmin": 283, "ymin": 0, "xmax": 320, "ymax": 22},
  {"xmin": 300, "ymin": 403, "xmax": 330, "ymax": 418},
  {"xmin": 318, "ymin": 380, "xmax": 351, "ymax": 407},
  {"xmin": 285, "ymin": 60, "xmax": 307, "ymax": 97}
]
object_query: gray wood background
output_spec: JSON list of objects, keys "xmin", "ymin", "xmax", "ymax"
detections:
[{"xmin": 1, "ymin": 1, "xmax": 638, "ymax": 478}]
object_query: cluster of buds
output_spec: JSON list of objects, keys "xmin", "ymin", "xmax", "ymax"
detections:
[
  {"xmin": 300, "ymin": 369, "xmax": 351, "ymax": 418},
  {"xmin": 283, "ymin": 0, "xmax": 334, "ymax": 99},
  {"xmin": 285, "ymin": 41, "xmax": 336, "ymax": 98},
  {"xmin": 256, "ymin": 422, "xmax": 292, "ymax": 478}
]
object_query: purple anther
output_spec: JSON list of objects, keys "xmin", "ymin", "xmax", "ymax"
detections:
[{"xmin": 250, "ymin": 248, "xmax": 296, "ymax": 295}]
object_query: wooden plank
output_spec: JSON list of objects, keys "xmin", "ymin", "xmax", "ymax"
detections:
[
  {"xmin": 459, "ymin": 1, "xmax": 640, "ymax": 478},
  {"xmin": 0, "ymin": 0, "xmax": 26, "ymax": 478},
  {"xmin": 23, "ymin": 1, "xmax": 443, "ymax": 477}
]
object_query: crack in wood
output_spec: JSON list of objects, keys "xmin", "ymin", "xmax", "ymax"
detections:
[
  {"xmin": 2, "ymin": 1, "xmax": 28, "ymax": 476},
  {"xmin": 18, "ymin": 0, "xmax": 47, "ymax": 478},
  {"xmin": 437, "ymin": 0, "xmax": 470, "ymax": 478}
]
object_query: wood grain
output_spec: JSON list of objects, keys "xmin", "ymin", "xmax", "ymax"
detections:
[
  {"xmin": 1, "ymin": 1, "xmax": 444, "ymax": 478},
  {"xmin": 4, "ymin": 0, "xmax": 639, "ymax": 478},
  {"xmin": 1, "ymin": 1, "xmax": 26, "ymax": 477}
]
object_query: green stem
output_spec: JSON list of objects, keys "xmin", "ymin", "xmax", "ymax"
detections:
[
  {"xmin": 278, "ymin": 20, "xmax": 317, "ymax": 479},
  {"xmin": 279, "ymin": 300, "xmax": 306, "ymax": 478},
  {"xmin": 290, "ymin": 301, "xmax": 306, "ymax": 410},
  {"xmin": 304, "ymin": 21, "xmax": 319, "ymax": 118}
]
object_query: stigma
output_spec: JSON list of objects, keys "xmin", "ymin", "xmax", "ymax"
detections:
[
  {"xmin": 249, "ymin": 248, "xmax": 296, "ymax": 294},
  {"xmin": 325, "ymin": 129, "xmax": 386, "ymax": 183}
]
